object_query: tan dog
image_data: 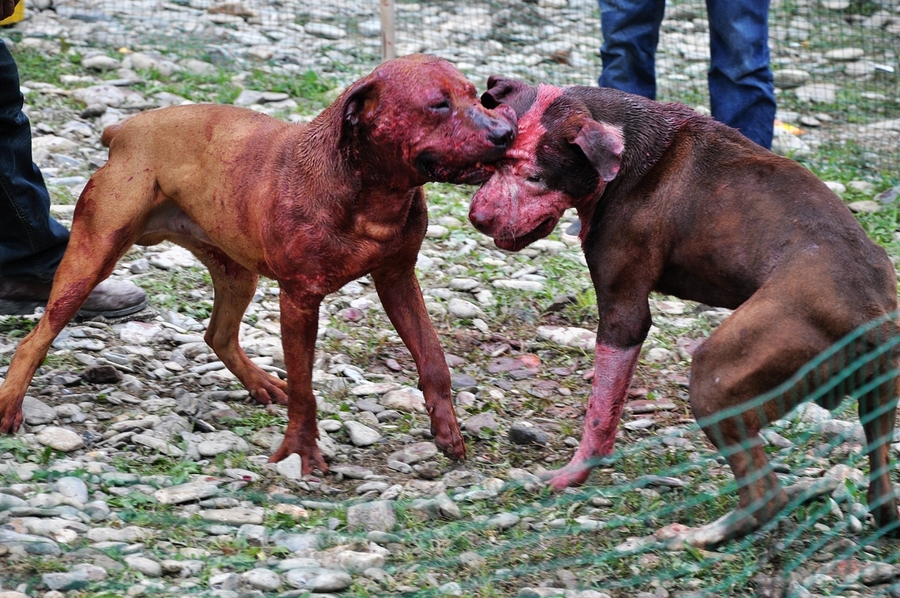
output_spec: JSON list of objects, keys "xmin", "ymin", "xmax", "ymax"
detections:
[
  {"xmin": 0, "ymin": 55, "xmax": 515, "ymax": 474},
  {"xmin": 469, "ymin": 77, "xmax": 899, "ymax": 547}
]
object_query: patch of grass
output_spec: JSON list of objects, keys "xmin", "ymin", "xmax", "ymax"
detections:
[
  {"xmin": 0, "ymin": 437, "xmax": 32, "ymax": 462},
  {"xmin": 10, "ymin": 45, "xmax": 84, "ymax": 87},
  {"xmin": 0, "ymin": 315, "xmax": 38, "ymax": 336}
]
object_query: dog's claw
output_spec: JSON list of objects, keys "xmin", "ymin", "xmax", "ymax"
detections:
[
  {"xmin": 538, "ymin": 461, "xmax": 593, "ymax": 490},
  {"xmin": 245, "ymin": 376, "xmax": 289, "ymax": 406},
  {"xmin": 268, "ymin": 432, "xmax": 329, "ymax": 475},
  {"xmin": 432, "ymin": 420, "xmax": 466, "ymax": 461},
  {"xmin": 0, "ymin": 402, "xmax": 24, "ymax": 435}
]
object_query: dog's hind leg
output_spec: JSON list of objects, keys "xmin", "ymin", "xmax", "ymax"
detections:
[
  {"xmin": 857, "ymin": 323, "xmax": 900, "ymax": 536},
  {"xmin": 190, "ymin": 245, "xmax": 288, "ymax": 406},
  {"xmin": 0, "ymin": 171, "xmax": 148, "ymax": 433},
  {"xmin": 672, "ymin": 291, "xmax": 835, "ymax": 548}
]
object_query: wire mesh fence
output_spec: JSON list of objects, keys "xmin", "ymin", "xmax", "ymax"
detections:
[{"xmin": 5, "ymin": 0, "xmax": 898, "ymax": 173}]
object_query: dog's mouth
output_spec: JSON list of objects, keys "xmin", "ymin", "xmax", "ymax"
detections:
[
  {"xmin": 416, "ymin": 154, "xmax": 499, "ymax": 185},
  {"xmin": 494, "ymin": 216, "xmax": 559, "ymax": 252}
]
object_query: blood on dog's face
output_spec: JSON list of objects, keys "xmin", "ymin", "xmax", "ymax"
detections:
[
  {"xmin": 469, "ymin": 81, "xmax": 624, "ymax": 251},
  {"xmin": 341, "ymin": 55, "xmax": 517, "ymax": 186}
]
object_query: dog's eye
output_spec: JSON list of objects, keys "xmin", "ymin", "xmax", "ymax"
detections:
[
  {"xmin": 428, "ymin": 99, "xmax": 451, "ymax": 113},
  {"xmin": 526, "ymin": 174, "xmax": 544, "ymax": 184}
]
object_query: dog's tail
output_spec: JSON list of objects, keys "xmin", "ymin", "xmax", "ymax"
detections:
[{"xmin": 100, "ymin": 123, "xmax": 124, "ymax": 148}]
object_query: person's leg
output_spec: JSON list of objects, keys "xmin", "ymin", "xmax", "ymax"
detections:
[
  {"xmin": 706, "ymin": 0, "xmax": 776, "ymax": 149},
  {"xmin": 0, "ymin": 38, "xmax": 147, "ymax": 317},
  {"xmin": 0, "ymin": 37, "xmax": 69, "ymax": 284},
  {"xmin": 598, "ymin": 0, "xmax": 666, "ymax": 99}
]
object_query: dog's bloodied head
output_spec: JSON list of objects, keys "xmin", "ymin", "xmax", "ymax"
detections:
[
  {"xmin": 339, "ymin": 54, "xmax": 517, "ymax": 185},
  {"xmin": 469, "ymin": 77, "xmax": 624, "ymax": 251}
]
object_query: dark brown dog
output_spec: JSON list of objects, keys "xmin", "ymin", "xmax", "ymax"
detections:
[
  {"xmin": 468, "ymin": 77, "xmax": 900, "ymax": 547},
  {"xmin": 0, "ymin": 54, "xmax": 515, "ymax": 474}
]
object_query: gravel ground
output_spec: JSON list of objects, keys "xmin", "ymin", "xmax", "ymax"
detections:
[{"xmin": 3, "ymin": 2, "xmax": 900, "ymax": 597}]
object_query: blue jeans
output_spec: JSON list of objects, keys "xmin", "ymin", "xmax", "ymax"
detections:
[
  {"xmin": 0, "ymin": 37, "xmax": 70, "ymax": 284},
  {"xmin": 598, "ymin": 0, "xmax": 776, "ymax": 149}
]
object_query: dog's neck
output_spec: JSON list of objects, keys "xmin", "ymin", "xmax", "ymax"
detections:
[
  {"xmin": 581, "ymin": 88, "xmax": 696, "ymax": 196},
  {"xmin": 292, "ymin": 104, "xmax": 421, "ymax": 232}
]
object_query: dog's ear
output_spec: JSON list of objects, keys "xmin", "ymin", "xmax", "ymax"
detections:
[
  {"xmin": 342, "ymin": 79, "xmax": 379, "ymax": 129},
  {"xmin": 572, "ymin": 119, "xmax": 624, "ymax": 182},
  {"xmin": 481, "ymin": 76, "xmax": 537, "ymax": 118}
]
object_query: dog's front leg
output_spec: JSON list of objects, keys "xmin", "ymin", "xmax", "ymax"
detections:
[
  {"xmin": 268, "ymin": 287, "xmax": 328, "ymax": 474},
  {"xmin": 372, "ymin": 265, "xmax": 466, "ymax": 461},
  {"xmin": 541, "ymin": 343, "xmax": 641, "ymax": 489}
]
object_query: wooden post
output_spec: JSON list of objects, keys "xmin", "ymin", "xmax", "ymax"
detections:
[{"xmin": 380, "ymin": 0, "xmax": 396, "ymax": 61}]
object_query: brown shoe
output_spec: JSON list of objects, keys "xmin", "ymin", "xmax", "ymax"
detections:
[{"xmin": 0, "ymin": 278, "xmax": 148, "ymax": 319}]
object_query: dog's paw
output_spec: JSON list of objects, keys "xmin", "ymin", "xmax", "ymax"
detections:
[
  {"xmin": 433, "ymin": 423, "xmax": 467, "ymax": 461},
  {"xmin": 247, "ymin": 376, "xmax": 289, "ymax": 406},
  {"xmin": 268, "ymin": 436, "xmax": 329, "ymax": 475},
  {"xmin": 538, "ymin": 462, "xmax": 592, "ymax": 491},
  {"xmin": 0, "ymin": 405, "xmax": 23, "ymax": 435}
]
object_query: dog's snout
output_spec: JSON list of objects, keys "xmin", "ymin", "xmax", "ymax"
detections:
[
  {"xmin": 488, "ymin": 119, "xmax": 514, "ymax": 148},
  {"xmin": 469, "ymin": 108, "xmax": 515, "ymax": 148},
  {"xmin": 468, "ymin": 205, "xmax": 494, "ymax": 232}
]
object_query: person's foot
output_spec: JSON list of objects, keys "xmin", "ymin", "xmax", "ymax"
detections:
[{"xmin": 0, "ymin": 278, "xmax": 148, "ymax": 319}]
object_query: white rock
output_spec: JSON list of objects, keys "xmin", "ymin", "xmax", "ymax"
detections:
[
  {"xmin": 381, "ymin": 388, "xmax": 426, "ymax": 413},
  {"xmin": 303, "ymin": 23, "xmax": 347, "ymax": 39},
  {"xmin": 448, "ymin": 298, "xmax": 482, "ymax": 319},
  {"xmin": 125, "ymin": 555, "xmax": 162, "ymax": 577},
  {"xmin": 344, "ymin": 421, "xmax": 382, "ymax": 446},
  {"xmin": 824, "ymin": 47, "xmax": 865, "ymax": 61},
  {"xmin": 242, "ymin": 568, "xmax": 282, "ymax": 591},
  {"xmin": 536, "ymin": 325, "xmax": 595, "ymax": 351},
  {"xmin": 36, "ymin": 427, "xmax": 83, "ymax": 452},
  {"xmin": 492, "ymin": 279, "xmax": 544, "ymax": 292},
  {"xmin": 199, "ymin": 507, "xmax": 265, "ymax": 525},
  {"xmin": 154, "ymin": 479, "xmax": 221, "ymax": 505},
  {"xmin": 275, "ymin": 453, "xmax": 304, "ymax": 480}
]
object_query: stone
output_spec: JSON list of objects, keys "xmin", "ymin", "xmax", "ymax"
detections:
[
  {"xmin": 536, "ymin": 326, "xmax": 595, "ymax": 350},
  {"xmin": 124, "ymin": 556, "xmax": 162, "ymax": 577},
  {"xmin": 21, "ymin": 395, "xmax": 57, "ymax": 425},
  {"xmin": 199, "ymin": 507, "xmax": 265, "ymax": 525},
  {"xmin": 847, "ymin": 200, "xmax": 880, "ymax": 213},
  {"xmin": 388, "ymin": 441, "xmax": 439, "ymax": 464},
  {"xmin": 411, "ymin": 492, "xmax": 463, "ymax": 520},
  {"xmin": 153, "ymin": 479, "xmax": 221, "ymax": 505},
  {"xmin": 131, "ymin": 434, "xmax": 184, "ymax": 457},
  {"xmin": 56, "ymin": 476, "xmax": 89, "ymax": 504},
  {"xmin": 0, "ymin": 530, "xmax": 61, "ymax": 555},
  {"xmin": 303, "ymin": 23, "xmax": 347, "ymax": 39},
  {"xmin": 344, "ymin": 420, "xmax": 382, "ymax": 446},
  {"xmin": 486, "ymin": 512, "xmax": 521, "ymax": 530},
  {"xmin": 346, "ymin": 500, "xmax": 396, "ymax": 532},
  {"xmin": 794, "ymin": 83, "xmax": 839, "ymax": 103},
  {"xmin": 464, "ymin": 412, "xmax": 500, "ymax": 437},
  {"xmin": 0, "ymin": 494, "xmax": 27, "ymax": 511},
  {"xmin": 42, "ymin": 564, "xmax": 106, "ymax": 591},
  {"xmin": 381, "ymin": 388, "xmax": 426, "ymax": 413},
  {"xmin": 275, "ymin": 453, "xmax": 304, "ymax": 480},
  {"xmin": 773, "ymin": 68, "xmax": 810, "ymax": 88},
  {"xmin": 448, "ymin": 298, "xmax": 482, "ymax": 318},
  {"xmin": 242, "ymin": 568, "xmax": 282, "ymax": 591},
  {"xmin": 508, "ymin": 421, "xmax": 549, "ymax": 445},
  {"xmin": 492, "ymin": 279, "xmax": 544, "ymax": 292},
  {"xmin": 284, "ymin": 567, "xmax": 352, "ymax": 591},
  {"xmin": 36, "ymin": 427, "xmax": 84, "ymax": 452}
]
